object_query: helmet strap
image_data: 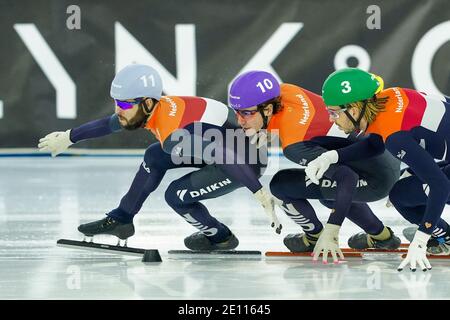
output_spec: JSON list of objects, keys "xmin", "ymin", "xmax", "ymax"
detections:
[
  {"xmin": 140, "ymin": 98, "xmax": 156, "ymax": 115},
  {"xmin": 343, "ymin": 100, "xmax": 368, "ymax": 131},
  {"xmin": 257, "ymin": 105, "xmax": 271, "ymax": 129}
]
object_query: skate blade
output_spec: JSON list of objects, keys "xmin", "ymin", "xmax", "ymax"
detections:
[
  {"xmin": 57, "ymin": 239, "xmax": 149, "ymax": 257},
  {"xmin": 266, "ymin": 251, "xmax": 364, "ymax": 260},
  {"xmin": 168, "ymin": 249, "xmax": 261, "ymax": 260},
  {"xmin": 266, "ymin": 247, "xmax": 409, "ymax": 261}
]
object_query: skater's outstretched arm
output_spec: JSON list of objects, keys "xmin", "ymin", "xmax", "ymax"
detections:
[
  {"xmin": 38, "ymin": 114, "xmax": 122, "ymax": 157},
  {"xmin": 70, "ymin": 114, "xmax": 122, "ymax": 142}
]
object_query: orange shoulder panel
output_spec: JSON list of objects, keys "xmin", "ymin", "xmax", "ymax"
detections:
[
  {"xmin": 365, "ymin": 88, "xmax": 409, "ymax": 141},
  {"xmin": 144, "ymin": 96, "xmax": 186, "ymax": 143},
  {"xmin": 267, "ymin": 84, "xmax": 317, "ymax": 149}
]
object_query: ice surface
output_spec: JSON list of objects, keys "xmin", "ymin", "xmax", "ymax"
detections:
[{"xmin": 0, "ymin": 157, "xmax": 449, "ymax": 299}]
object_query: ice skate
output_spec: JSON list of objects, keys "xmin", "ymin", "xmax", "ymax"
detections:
[
  {"xmin": 283, "ymin": 233, "xmax": 318, "ymax": 252},
  {"xmin": 348, "ymin": 227, "xmax": 401, "ymax": 250},
  {"xmin": 184, "ymin": 231, "xmax": 239, "ymax": 251},
  {"xmin": 426, "ymin": 237, "xmax": 450, "ymax": 255},
  {"xmin": 78, "ymin": 216, "xmax": 135, "ymax": 242}
]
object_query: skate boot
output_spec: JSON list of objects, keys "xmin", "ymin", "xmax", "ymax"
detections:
[
  {"xmin": 283, "ymin": 233, "xmax": 320, "ymax": 253},
  {"xmin": 78, "ymin": 216, "xmax": 135, "ymax": 240},
  {"xmin": 426, "ymin": 237, "xmax": 450, "ymax": 255},
  {"xmin": 184, "ymin": 231, "xmax": 239, "ymax": 251},
  {"xmin": 348, "ymin": 227, "xmax": 401, "ymax": 250}
]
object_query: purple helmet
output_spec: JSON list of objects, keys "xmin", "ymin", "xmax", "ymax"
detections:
[{"xmin": 228, "ymin": 71, "xmax": 281, "ymax": 110}]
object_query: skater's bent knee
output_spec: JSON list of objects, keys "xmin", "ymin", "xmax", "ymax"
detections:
[
  {"xmin": 269, "ymin": 171, "xmax": 291, "ymax": 199},
  {"xmin": 164, "ymin": 180, "xmax": 183, "ymax": 207}
]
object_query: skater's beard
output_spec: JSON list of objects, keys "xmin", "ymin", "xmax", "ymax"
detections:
[{"xmin": 118, "ymin": 108, "xmax": 148, "ymax": 130}]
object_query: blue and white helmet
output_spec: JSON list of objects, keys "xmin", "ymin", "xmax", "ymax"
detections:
[{"xmin": 110, "ymin": 64, "xmax": 163, "ymax": 100}]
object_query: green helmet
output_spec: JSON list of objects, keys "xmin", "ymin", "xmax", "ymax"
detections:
[{"xmin": 322, "ymin": 68, "xmax": 384, "ymax": 107}]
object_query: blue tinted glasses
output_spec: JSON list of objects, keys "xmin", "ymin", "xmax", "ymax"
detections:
[{"xmin": 115, "ymin": 98, "xmax": 144, "ymax": 110}]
